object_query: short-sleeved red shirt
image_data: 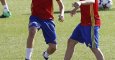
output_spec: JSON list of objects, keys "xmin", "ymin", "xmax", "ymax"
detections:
[
  {"xmin": 80, "ymin": 0, "xmax": 101, "ymax": 26},
  {"xmin": 31, "ymin": 0, "xmax": 54, "ymax": 20}
]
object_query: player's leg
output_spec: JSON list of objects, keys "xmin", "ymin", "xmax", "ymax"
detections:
[
  {"xmin": 64, "ymin": 24, "xmax": 83, "ymax": 60},
  {"xmin": 25, "ymin": 27, "xmax": 37, "ymax": 60},
  {"xmin": 90, "ymin": 48, "xmax": 105, "ymax": 60},
  {"xmin": 0, "ymin": 0, "xmax": 11, "ymax": 18},
  {"xmin": 41, "ymin": 20, "xmax": 57, "ymax": 60},
  {"xmin": 43, "ymin": 43, "xmax": 57, "ymax": 60},
  {"xmin": 27, "ymin": 27, "xmax": 37, "ymax": 48},
  {"xmin": 88, "ymin": 26, "xmax": 105, "ymax": 60},
  {"xmin": 0, "ymin": 0, "xmax": 6, "ymax": 5},
  {"xmin": 64, "ymin": 39, "xmax": 78, "ymax": 60},
  {"xmin": 47, "ymin": 43, "xmax": 56, "ymax": 55},
  {"xmin": 25, "ymin": 16, "xmax": 40, "ymax": 60}
]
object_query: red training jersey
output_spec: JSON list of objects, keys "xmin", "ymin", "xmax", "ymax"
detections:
[
  {"xmin": 80, "ymin": 0, "xmax": 101, "ymax": 26},
  {"xmin": 31, "ymin": 0, "xmax": 54, "ymax": 20}
]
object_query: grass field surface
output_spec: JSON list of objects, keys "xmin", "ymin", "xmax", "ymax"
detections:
[{"xmin": 0, "ymin": 0, "xmax": 115, "ymax": 60}]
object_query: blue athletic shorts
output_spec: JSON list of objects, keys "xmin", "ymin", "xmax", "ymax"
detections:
[
  {"xmin": 70, "ymin": 24, "xmax": 100, "ymax": 48},
  {"xmin": 29, "ymin": 15, "xmax": 56, "ymax": 44}
]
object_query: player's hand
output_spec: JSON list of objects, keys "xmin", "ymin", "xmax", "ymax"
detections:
[
  {"xmin": 72, "ymin": 2, "xmax": 81, "ymax": 9},
  {"xmin": 70, "ymin": 2, "xmax": 81, "ymax": 17},
  {"xmin": 70, "ymin": 8, "xmax": 77, "ymax": 17},
  {"xmin": 58, "ymin": 15, "xmax": 64, "ymax": 22}
]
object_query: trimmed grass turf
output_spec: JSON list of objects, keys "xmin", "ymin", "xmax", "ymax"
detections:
[{"xmin": 0, "ymin": 0, "xmax": 115, "ymax": 60}]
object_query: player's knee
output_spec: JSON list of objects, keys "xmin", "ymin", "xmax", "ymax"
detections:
[
  {"xmin": 51, "ymin": 46, "xmax": 56, "ymax": 51},
  {"xmin": 67, "ymin": 39, "xmax": 77, "ymax": 48},
  {"xmin": 90, "ymin": 48, "xmax": 101, "ymax": 54},
  {"xmin": 29, "ymin": 29, "xmax": 36, "ymax": 36},
  {"xmin": 30, "ymin": 31, "xmax": 36, "ymax": 35},
  {"xmin": 49, "ymin": 44, "xmax": 57, "ymax": 51}
]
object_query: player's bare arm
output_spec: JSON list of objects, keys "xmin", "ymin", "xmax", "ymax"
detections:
[
  {"xmin": 73, "ymin": 0, "xmax": 95, "ymax": 8},
  {"xmin": 56, "ymin": 0, "xmax": 64, "ymax": 22},
  {"xmin": 70, "ymin": 8, "xmax": 78, "ymax": 17},
  {"xmin": 70, "ymin": 0, "xmax": 95, "ymax": 17},
  {"xmin": 78, "ymin": 0, "xmax": 95, "ymax": 5}
]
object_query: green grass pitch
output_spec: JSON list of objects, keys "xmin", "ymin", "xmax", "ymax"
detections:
[{"xmin": 0, "ymin": 0, "xmax": 115, "ymax": 60}]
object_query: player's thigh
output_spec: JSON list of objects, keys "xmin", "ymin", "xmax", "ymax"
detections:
[
  {"xmin": 70, "ymin": 24, "xmax": 84, "ymax": 43},
  {"xmin": 29, "ymin": 15, "xmax": 41, "ymax": 29},
  {"xmin": 41, "ymin": 20, "xmax": 56, "ymax": 44},
  {"xmin": 82, "ymin": 26, "xmax": 100, "ymax": 48}
]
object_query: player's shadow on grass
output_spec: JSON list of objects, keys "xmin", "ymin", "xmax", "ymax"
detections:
[
  {"xmin": 54, "ymin": 10, "xmax": 80, "ymax": 14},
  {"xmin": 99, "ymin": 8, "xmax": 115, "ymax": 11},
  {"xmin": 54, "ymin": 10, "xmax": 70, "ymax": 14},
  {"xmin": 54, "ymin": 8, "xmax": 115, "ymax": 14},
  {"xmin": 21, "ymin": 10, "xmax": 77, "ymax": 15},
  {"xmin": 22, "ymin": 8, "xmax": 115, "ymax": 15}
]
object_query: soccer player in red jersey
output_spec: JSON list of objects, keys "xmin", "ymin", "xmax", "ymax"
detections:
[
  {"xmin": 64, "ymin": 0, "xmax": 105, "ymax": 60},
  {"xmin": 25, "ymin": 0, "xmax": 64, "ymax": 60}
]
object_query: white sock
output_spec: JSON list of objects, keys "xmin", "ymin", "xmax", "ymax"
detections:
[
  {"xmin": 3, "ymin": 4, "xmax": 9, "ymax": 12},
  {"xmin": 44, "ymin": 51, "xmax": 49, "ymax": 58},
  {"xmin": 26, "ymin": 48, "xmax": 33, "ymax": 59}
]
